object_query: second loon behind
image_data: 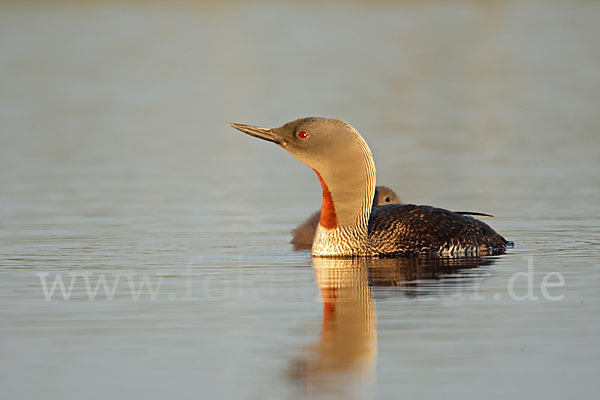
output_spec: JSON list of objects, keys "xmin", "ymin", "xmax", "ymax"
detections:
[{"xmin": 230, "ymin": 117, "xmax": 509, "ymax": 257}]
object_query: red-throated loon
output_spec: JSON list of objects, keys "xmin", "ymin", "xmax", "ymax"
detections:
[
  {"xmin": 229, "ymin": 117, "xmax": 509, "ymax": 257},
  {"xmin": 291, "ymin": 186, "xmax": 401, "ymax": 248}
]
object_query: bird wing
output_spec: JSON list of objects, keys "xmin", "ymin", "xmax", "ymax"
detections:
[
  {"xmin": 367, "ymin": 204, "xmax": 506, "ymax": 256},
  {"xmin": 454, "ymin": 211, "xmax": 494, "ymax": 218}
]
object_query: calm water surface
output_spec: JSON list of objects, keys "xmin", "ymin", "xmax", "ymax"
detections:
[{"xmin": 1, "ymin": 1, "xmax": 599, "ymax": 399}]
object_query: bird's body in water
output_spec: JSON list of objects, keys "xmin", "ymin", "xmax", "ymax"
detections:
[
  {"xmin": 230, "ymin": 117, "xmax": 509, "ymax": 257},
  {"xmin": 292, "ymin": 186, "xmax": 401, "ymax": 249}
]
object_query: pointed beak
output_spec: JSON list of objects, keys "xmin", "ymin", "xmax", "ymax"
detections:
[{"xmin": 228, "ymin": 123, "xmax": 284, "ymax": 145}]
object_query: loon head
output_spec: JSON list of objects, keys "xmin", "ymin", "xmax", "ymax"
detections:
[
  {"xmin": 229, "ymin": 117, "xmax": 377, "ymax": 231},
  {"xmin": 373, "ymin": 185, "xmax": 401, "ymax": 206}
]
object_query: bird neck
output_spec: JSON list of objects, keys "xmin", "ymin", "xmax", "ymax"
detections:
[{"xmin": 311, "ymin": 135, "xmax": 376, "ymax": 256}]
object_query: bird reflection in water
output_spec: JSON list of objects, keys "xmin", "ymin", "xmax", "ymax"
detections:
[
  {"xmin": 289, "ymin": 256, "xmax": 497, "ymax": 396},
  {"xmin": 289, "ymin": 257, "xmax": 376, "ymax": 397}
]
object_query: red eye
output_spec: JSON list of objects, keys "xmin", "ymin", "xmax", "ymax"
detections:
[{"xmin": 298, "ymin": 131, "xmax": 308, "ymax": 139}]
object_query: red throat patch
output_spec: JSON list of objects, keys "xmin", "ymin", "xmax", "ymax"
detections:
[{"xmin": 313, "ymin": 169, "xmax": 338, "ymax": 229}]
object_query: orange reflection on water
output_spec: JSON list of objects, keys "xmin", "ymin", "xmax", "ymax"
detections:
[{"xmin": 290, "ymin": 256, "xmax": 496, "ymax": 396}]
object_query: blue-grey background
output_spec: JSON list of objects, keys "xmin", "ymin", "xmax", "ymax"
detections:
[{"xmin": 1, "ymin": 1, "xmax": 599, "ymax": 399}]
